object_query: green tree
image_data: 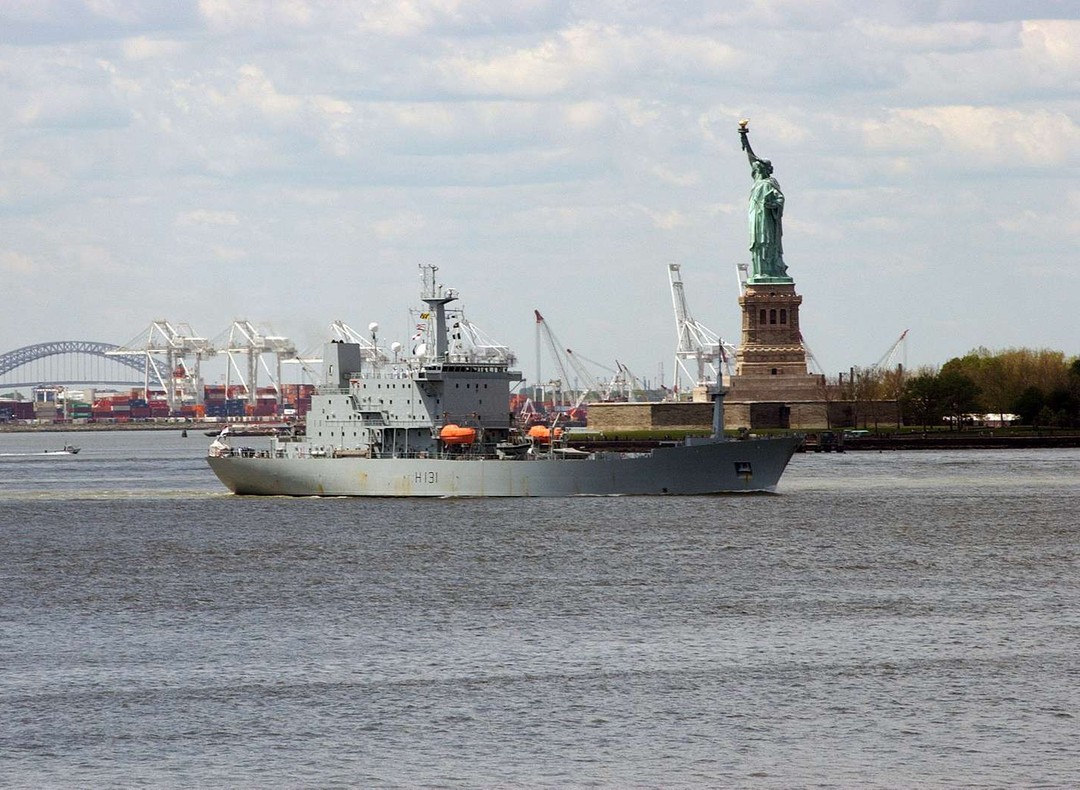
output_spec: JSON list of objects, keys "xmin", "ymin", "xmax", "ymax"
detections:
[
  {"xmin": 937, "ymin": 369, "xmax": 981, "ymax": 431},
  {"xmin": 901, "ymin": 372, "xmax": 942, "ymax": 431},
  {"xmin": 1047, "ymin": 387, "xmax": 1080, "ymax": 428},
  {"xmin": 880, "ymin": 366, "xmax": 906, "ymax": 429},
  {"xmin": 947, "ymin": 349, "xmax": 1008, "ymax": 419},
  {"xmin": 1013, "ymin": 386, "xmax": 1045, "ymax": 426},
  {"xmin": 851, "ymin": 366, "xmax": 886, "ymax": 429}
]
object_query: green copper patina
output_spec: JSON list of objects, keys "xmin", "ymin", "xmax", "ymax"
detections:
[{"xmin": 738, "ymin": 121, "xmax": 792, "ymax": 284}]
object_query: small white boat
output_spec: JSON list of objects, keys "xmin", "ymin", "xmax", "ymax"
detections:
[
  {"xmin": 0, "ymin": 445, "xmax": 80, "ymax": 457},
  {"xmin": 46, "ymin": 445, "xmax": 81, "ymax": 455}
]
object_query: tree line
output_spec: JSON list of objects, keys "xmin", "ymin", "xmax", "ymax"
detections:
[{"xmin": 888, "ymin": 348, "xmax": 1080, "ymax": 429}]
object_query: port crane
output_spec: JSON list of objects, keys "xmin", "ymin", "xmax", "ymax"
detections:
[
  {"xmin": 565, "ymin": 349, "xmax": 627, "ymax": 400},
  {"xmin": 797, "ymin": 331, "xmax": 826, "ymax": 376},
  {"xmin": 563, "ymin": 349, "xmax": 606, "ymax": 404},
  {"xmin": 219, "ymin": 321, "xmax": 297, "ymax": 407},
  {"xmin": 668, "ymin": 264, "xmax": 731, "ymax": 394},
  {"xmin": 108, "ymin": 320, "xmax": 216, "ymax": 410},
  {"xmin": 533, "ymin": 311, "xmax": 576, "ymax": 406},
  {"xmin": 615, "ymin": 360, "xmax": 643, "ymax": 400},
  {"xmin": 735, "ymin": 263, "xmax": 750, "ymax": 296},
  {"xmin": 873, "ymin": 329, "xmax": 909, "ymax": 372},
  {"xmin": 563, "ymin": 349, "xmax": 646, "ymax": 402}
]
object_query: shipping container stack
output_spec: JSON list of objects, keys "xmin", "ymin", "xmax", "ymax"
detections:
[
  {"xmin": 92, "ymin": 397, "xmax": 113, "ymax": 421},
  {"xmin": 110, "ymin": 395, "xmax": 131, "ymax": 422},
  {"xmin": 203, "ymin": 399, "xmax": 225, "ymax": 419},
  {"xmin": 0, "ymin": 401, "xmax": 35, "ymax": 421},
  {"xmin": 173, "ymin": 403, "xmax": 203, "ymax": 419}
]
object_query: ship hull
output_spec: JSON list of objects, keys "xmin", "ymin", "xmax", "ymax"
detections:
[{"xmin": 206, "ymin": 437, "xmax": 801, "ymax": 497}]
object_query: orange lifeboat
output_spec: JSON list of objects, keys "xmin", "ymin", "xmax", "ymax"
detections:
[
  {"xmin": 440, "ymin": 424, "xmax": 477, "ymax": 445},
  {"xmin": 527, "ymin": 425, "xmax": 563, "ymax": 443}
]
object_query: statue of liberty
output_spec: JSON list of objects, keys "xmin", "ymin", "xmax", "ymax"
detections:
[{"xmin": 738, "ymin": 120, "xmax": 791, "ymax": 283}]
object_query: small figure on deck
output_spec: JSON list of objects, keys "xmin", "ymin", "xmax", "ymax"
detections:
[{"xmin": 738, "ymin": 120, "xmax": 790, "ymax": 282}]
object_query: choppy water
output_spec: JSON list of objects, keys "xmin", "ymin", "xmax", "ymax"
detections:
[{"xmin": 1, "ymin": 430, "xmax": 1078, "ymax": 788}]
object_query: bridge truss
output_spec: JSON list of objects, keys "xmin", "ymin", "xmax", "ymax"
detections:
[{"xmin": 0, "ymin": 341, "xmax": 147, "ymax": 389}]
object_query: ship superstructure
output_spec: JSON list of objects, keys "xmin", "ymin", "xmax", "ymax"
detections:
[
  {"xmin": 207, "ymin": 266, "xmax": 800, "ymax": 496},
  {"xmin": 286, "ymin": 266, "xmax": 521, "ymax": 461}
]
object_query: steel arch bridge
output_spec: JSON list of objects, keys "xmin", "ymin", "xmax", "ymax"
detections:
[{"xmin": 0, "ymin": 341, "xmax": 147, "ymax": 389}]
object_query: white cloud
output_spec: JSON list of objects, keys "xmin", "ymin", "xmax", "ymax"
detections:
[
  {"xmin": 356, "ymin": 1, "xmax": 434, "ymax": 37},
  {"xmin": 852, "ymin": 19, "xmax": 1018, "ymax": 52},
  {"xmin": 706, "ymin": 202, "xmax": 740, "ymax": 216},
  {"xmin": 650, "ymin": 164, "xmax": 701, "ymax": 188},
  {"xmin": 312, "ymin": 95, "xmax": 352, "ymax": 115},
  {"xmin": 197, "ymin": 0, "xmax": 265, "ymax": 29},
  {"xmin": 371, "ymin": 212, "xmax": 427, "ymax": 240},
  {"xmin": 178, "ymin": 209, "xmax": 240, "ymax": 226},
  {"xmin": 436, "ymin": 23, "xmax": 746, "ymax": 98},
  {"xmin": 212, "ymin": 245, "xmax": 248, "ymax": 260},
  {"xmin": 863, "ymin": 106, "xmax": 1080, "ymax": 168},
  {"xmin": 121, "ymin": 36, "xmax": 186, "ymax": 60},
  {"xmin": 633, "ymin": 204, "xmax": 691, "ymax": 230},
  {"xmin": 1021, "ymin": 20, "xmax": 1080, "ymax": 71},
  {"xmin": 232, "ymin": 63, "xmax": 301, "ymax": 116},
  {"xmin": 0, "ymin": 250, "xmax": 38, "ymax": 274}
]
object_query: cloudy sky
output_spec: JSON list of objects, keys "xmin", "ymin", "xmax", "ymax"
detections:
[{"xmin": 2, "ymin": 0, "xmax": 1079, "ymax": 385}]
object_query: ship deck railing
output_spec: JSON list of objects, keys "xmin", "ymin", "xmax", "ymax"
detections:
[
  {"xmin": 312, "ymin": 360, "xmax": 517, "ymax": 391},
  {"xmin": 221, "ymin": 446, "xmax": 647, "ymax": 462}
]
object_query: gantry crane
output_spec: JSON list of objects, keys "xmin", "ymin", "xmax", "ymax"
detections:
[
  {"xmin": 107, "ymin": 320, "xmax": 216, "ymax": 410},
  {"xmin": 219, "ymin": 321, "xmax": 297, "ymax": 407},
  {"xmin": 668, "ymin": 264, "xmax": 728, "ymax": 394}
]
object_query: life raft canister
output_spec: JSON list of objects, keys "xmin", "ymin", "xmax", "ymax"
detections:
[
  {"xmin": 527, "ymin": 425, "xmax": 563, "ymax": 443},
  {"xmin": 440, "ymin": 424, "xmax": 477, "ymax": 445}
]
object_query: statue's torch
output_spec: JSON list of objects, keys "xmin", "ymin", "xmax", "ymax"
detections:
[{"xmin": 738, "ymin": 119, "xmax": 749, "ymax": 151}]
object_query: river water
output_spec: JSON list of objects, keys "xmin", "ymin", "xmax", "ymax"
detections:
[{"xmin": 1, "ymin": 430, "xmax": 1077, "ymax": 788}]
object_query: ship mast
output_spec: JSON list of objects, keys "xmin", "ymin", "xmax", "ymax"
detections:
[{"xmin": 419, "ymin": 265, "xmax": 457, "ymax": 362}]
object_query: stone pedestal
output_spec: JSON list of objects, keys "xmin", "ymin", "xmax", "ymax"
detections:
[{"xmin": 726, "ymin": 282, "xmax": 824, "ymax": 404}]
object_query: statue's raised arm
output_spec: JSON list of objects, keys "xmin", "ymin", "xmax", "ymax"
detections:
[{"xmin": 738, "ymin": 119, "xmax": 761, "ymax": 171}]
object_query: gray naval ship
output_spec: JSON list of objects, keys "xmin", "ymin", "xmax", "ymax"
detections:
[{"xmin": 207, "ymin": 266, "xmax": 800, "ymax": 496}]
